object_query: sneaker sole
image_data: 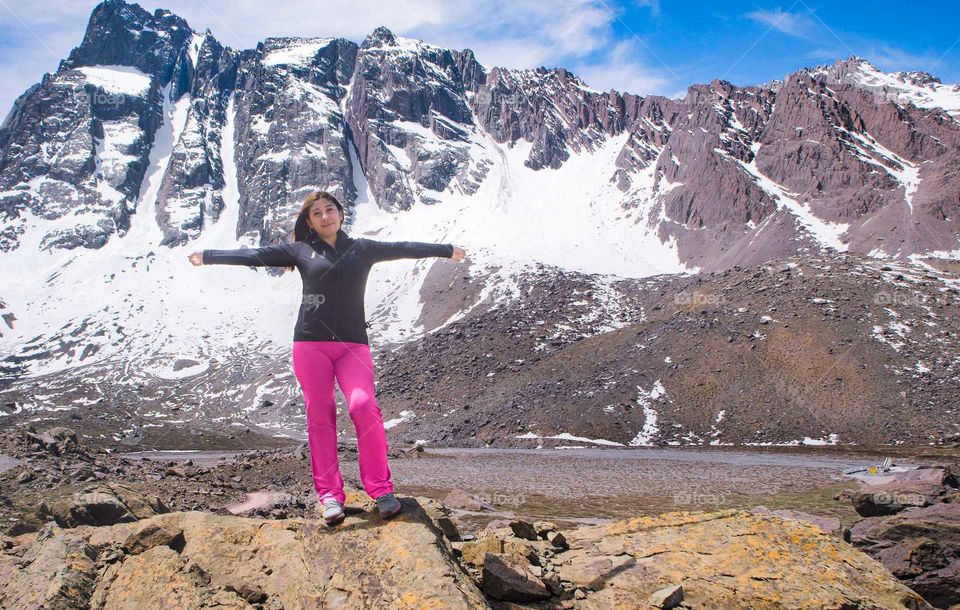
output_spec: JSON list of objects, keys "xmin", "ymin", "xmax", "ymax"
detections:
[{"xmin": 323, "ymin": 512, "xmax": 346, "ymax": 525}]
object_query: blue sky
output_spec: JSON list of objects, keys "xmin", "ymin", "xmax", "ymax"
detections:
[{"xmin": 1, "ymin": 0, "xmax": 958, "ymax": 118}]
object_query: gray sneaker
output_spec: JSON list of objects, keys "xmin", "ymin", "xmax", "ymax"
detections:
[
  {"xmin": 321, "ymin": 497, "xmax": 345, "ymax": 525},
  {"xmin": 375, "ymin": 493, "xmax": 402, "ymax": 519}
]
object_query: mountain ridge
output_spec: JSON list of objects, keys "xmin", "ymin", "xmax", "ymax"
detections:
[{"xmin": 1, "ymin": 0, "xmax": 958, "ymax": 449}]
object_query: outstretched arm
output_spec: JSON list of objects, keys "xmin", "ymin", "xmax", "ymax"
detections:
[
  {"xmin": 363, "ymin": 239, "xmax": 455, "ymax": 264},
  {"xmin": 199, "ymin": 242, "xmax": 298, "ymax": 267}
]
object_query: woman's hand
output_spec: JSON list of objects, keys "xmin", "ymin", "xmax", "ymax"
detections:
[
  {"xmin": 451, "ymin": 246, "xmax": 466, "ymax": 262},
  {"xmin": 188, "ymin": 252, "xmax": 204, "ymax": 266}
]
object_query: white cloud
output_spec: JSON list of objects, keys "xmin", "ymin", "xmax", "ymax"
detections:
[
  {"xmin": 634, "ymin": 0, "xmax": 660, "ymax": 17},
  {"xmin": 573, "ymin": 39, "xmax": 671, "ymax": 96},
  {"xmin": 866, "ymin": 45, "xmax": 941, "ymax": 73},
  {"xmin": 744, "ymin": 8, "xmax": 814, "ymax": 38}
]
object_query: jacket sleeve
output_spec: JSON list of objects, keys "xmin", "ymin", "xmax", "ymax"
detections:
[
  {"xmin": 363, "ymin": 239, "xmax": 454, "ymax": 264},
  {"xmin": 202, "ymin": 242, "xmax": 298, "ymax": 267}
]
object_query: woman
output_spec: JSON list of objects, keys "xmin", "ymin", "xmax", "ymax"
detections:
[{"xmin": 188, "ymin": 191, "xmax": 466, "ymax": 525}]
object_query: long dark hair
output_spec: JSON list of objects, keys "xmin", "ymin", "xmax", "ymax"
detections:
[{"xmin": 282, "ymin": 191, "xmax": 344, "ymax": 272}]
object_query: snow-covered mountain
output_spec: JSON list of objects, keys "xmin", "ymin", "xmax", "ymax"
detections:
[{"xmin": 1, "ymin": 0, "xmax": 958, "ymax": 448}]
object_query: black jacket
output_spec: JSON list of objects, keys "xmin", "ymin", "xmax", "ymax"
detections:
[{"xmin": 202, "ymin": 229, "xmax": 454, "ymax": 344}]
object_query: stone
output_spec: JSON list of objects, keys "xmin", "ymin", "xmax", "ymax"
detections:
[
  {"xmin": 121, "ymin": 523, "xmax": 185, "ymax": 555},
  {"xmin": 49, "ymin": 482, "xmax": 168, "ymax": 527},
  {"xmin": 555, "ymin": 552, "xmax": 637, "ymax": 590},
  {"xmin": 849, "ymin": 502, "xmax": 960, "ymax": 608},
  {"xmin": 554, "ymin": 509, "xmax": 930, "ymax": 609},
  {"xmin": 459, "ymin": 534, "xmax": 505, "ymax": 568},
  {"xmin": 850, "ymin": 467, "xmax": 956, "ymax": 517},
  {"xmin": 534, "ymin": 520, "xmax": 558, "ymax": 538},
  {"xmin": 649, "ymin": 584, "xmax": 684, "ymax": 609},
  {"xmin": 0, "ymin": 503, "xmax": 488, "ymax": 609},
  {"xmin": 443, "ymin": 489, "xmax": 496, "ymax": 511},
  {"xmin": 547, "ymin": 531, "xmax": 568, "ymax": 549},
  {"xmin": 224, "ymin": 491, "xmax": 294, "ymax": 516},
  {"xmin": 509, "ymin": 519, "xmax": 538, "ymax": 541},
  {"xmin": 481, "ymin": 552, "xmax": 551, "ymax": 602},
  {"xmin": 23, "ymin": 427, "xmax": 80, "ymax": 456}
]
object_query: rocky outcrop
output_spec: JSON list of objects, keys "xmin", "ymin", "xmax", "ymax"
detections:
[
  {"xmin": 843, "ymin": 465, "xmax": 960, "ymax": 608},
  {"xmin": 847, "ymin": 467, "xmax": 959, "ymax": 517},
  {"xmin": 454, "ymin": 509, "xmax": 928, "ymax": 608},
  {"xmin": 850, "ymin": 503, "xmax": 960, "ymax": 609},
  {"xmin": 0, "ymin": 502, "xmax": 932, "ymax": 609},
  {"xmin": 0, "ymin": 500, "xmax": 488, "ymax": 609},
  {"xmin": 48, "ymin": 481, "xmax": 170, "ymax": 528}
]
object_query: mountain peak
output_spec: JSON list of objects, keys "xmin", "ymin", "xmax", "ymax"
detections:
[{"xmin": 363, "ymin": 26, "xmax": 397, "ymax": 49}]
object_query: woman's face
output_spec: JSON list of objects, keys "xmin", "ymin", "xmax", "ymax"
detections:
[{"xmin": 308, "ymin": 201, "xmax": 343, "ymax": 239}]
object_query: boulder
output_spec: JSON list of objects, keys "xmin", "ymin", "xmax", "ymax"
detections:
[
  {"xmin": 849, "ymin": 502, "xmax": 960, "ymax": 608},
  {"xmin": 508, "ymin": 519, "xmax": 538, "ymax": 541},
  {"xmin": 224, "ymin": 491, "xmax": 295, "ymax": 516},
  {"xmin": 850, "ymin": 467, "xmax": 957, "ymax": 517},
  {"xmin": 49, "ymin": 482, "xmax": 169, "ymax": 527},
  {"xmin": 481, "ymin": 552, "xmax": 550, "ymax": 602},
  {"xmin": 553, "ymin": 509, "xmax": 931, "ymax": 609},
  {"xmin": 23, "ymin": 427, "xmax": 80, "ymax": 456},
  {"xmin": 444, "ymin": 489, "xmax": 496, "ymax": 511},
  {"xmin": 0, "ymin": 500, "xmax": 488, "ymax": 609}
]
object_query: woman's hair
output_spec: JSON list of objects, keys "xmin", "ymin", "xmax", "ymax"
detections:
[{"xmin": 281, "ymin": 191, "xmax": 345, "ymax": 272}]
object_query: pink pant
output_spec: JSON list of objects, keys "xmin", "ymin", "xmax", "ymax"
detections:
[{"xmin": 291, "ymin": 341, "xmax": 394, "ymax": 504}]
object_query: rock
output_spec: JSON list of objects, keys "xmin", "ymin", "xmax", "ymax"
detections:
[
  {"xmin": 443, "ymin": 489, "xmax": 496, "ymax": 511},
  {"xmin": 853, "ymin": 490, "xmax": 930, "ymax": 517},
  {"xmin": 1, "ymin": 502, "xmax": 487, "ymax": 609},
  {"xmin": 419, "ymin": 497, "xmax": 462, "ymax": 541},
  {"xmin": 23, "ymin": 427, "xmax": 80, "ymax": 456},
  {"xmin": 555, "ymin": 551, "xmax": 637, "ymax": 590},
  {"xmin": 849, "ymin": 502, "xmax": 960, "ymax": 608},
  {"xmin": 0, "ymin": 525, "xmax": 97, "ymax": 609},
  {"xmin": 224, "ymin": 582, "xmax": 268, "ymax": 604},
  {"xmin": 849, "ymin": 467, "xmax": 957, "ymax": 517},
  {"xmin": 224, "ymin": 491, "xmax": 294, "ymax": 516},
  {"xmin": 649, "ymin": 584, "xmax": 684, "ymax": 609},
  {"xmin": 460, "ymin": 535, "xmax": 505, "ymax": 568},
  {"xmin": 534, "ymin": 521, "xmax": 558, "ymax": 538},
  {"xmin": 502, "ymin": 538, "xmax": 542, "ymax": 566},
  {"xmin": 121, "ymin": 523, "xmax": 185, "ymax": 555},
  {"xmin": 49, "ymin": 482, "xmax": 169, "ymax": 527},
  {"xmin": 553, "ymin": 509, "xmax": 930, "ymax": 608},
  {"xmin": 547, "ymin": 531, "xmax": 568, "ymax": 549},
  {"xmin": 509, "ymin": 519, "xmax": 538, "ymax": 541},
  {"xmin": 484, "ymin": 518, "xmax": 512, "ymax": 531},
  {"xmin": 481, "ymin": 552, "xmax": 551, "ymax": 602},
  {"xmin": 750, "ymin": 506, "xmax": 842, "ymax": 535}
]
